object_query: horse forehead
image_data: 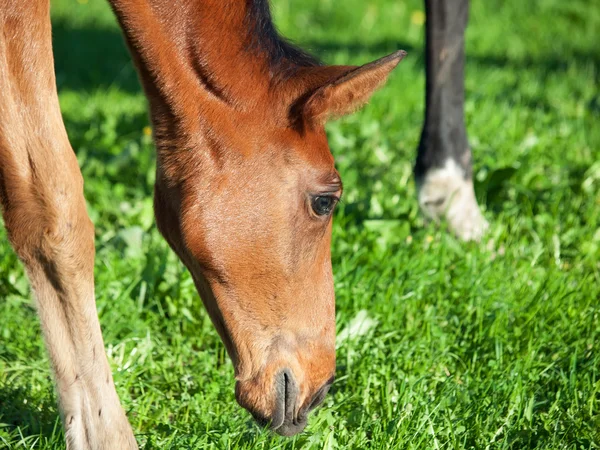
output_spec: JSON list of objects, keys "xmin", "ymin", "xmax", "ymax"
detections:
[
  {"xmin": 198, "ymin": 122, "xmax": 335, "ymax": 177},
  {"xmin": 281, "ymin": 128, "xmax": 335, "ymax": 170}
]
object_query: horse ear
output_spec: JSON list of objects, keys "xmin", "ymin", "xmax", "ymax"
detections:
[{"xmin": 300, "ymin": 50, "xmax": 406, "ymax": 127}]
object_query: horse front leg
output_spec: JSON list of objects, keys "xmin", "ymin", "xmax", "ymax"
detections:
[
  {"xmin": 416, "ymin": 0, "xmax": 488, "ymax": 241},
  {"xmin": 0, "ymin": 1, "xmax": 137, "ymax": 448}
]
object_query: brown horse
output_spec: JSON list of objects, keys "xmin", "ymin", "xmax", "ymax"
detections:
[{"xmin": 0, "ymin": 0, "xmax": 405, "ymax": 447}]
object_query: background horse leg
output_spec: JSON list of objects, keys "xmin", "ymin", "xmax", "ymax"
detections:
[
  {"xmin": 0, "ymin": 2, "xmax": 137, "ymax": 449},
  {"xmin": 416, "ymin": 0, "xmax": 487, "ymax": 241}
]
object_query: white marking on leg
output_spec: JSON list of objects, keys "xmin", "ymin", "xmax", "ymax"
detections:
[{"xmin": 417, "ymin": 159, "xmax": 488, "ymax": 241}]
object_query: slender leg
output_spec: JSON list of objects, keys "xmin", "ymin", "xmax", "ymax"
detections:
[
  {"xmin": 416, "ymin": 0, "xmax": 487, "ymax": 241},
  {"xmin": 0, "ymin": 2, "xmax": 137, "ymax": 449}
]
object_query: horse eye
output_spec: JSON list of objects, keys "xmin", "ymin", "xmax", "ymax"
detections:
[{"xmin": 311, "ymin": 195, "xmax": 338, "ymax": 216}]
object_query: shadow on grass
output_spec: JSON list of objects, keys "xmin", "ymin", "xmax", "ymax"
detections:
[
  {"xmin": 52, "ymin": 19, "xmax": 139, "ymax": 94},
  {"xmin": 304, "ymin": 38, "xmax": 600, "ymax": 72},
  {"xmin": 476, "ymin": 162, "xmax": 593, "ymax": 214},
  {"xmin": 51, "ymin": 15, "xmax": 598, "ymax": 95},
  {"xmin": 0, "ymin": 383, "xmax": 62, "ymax": 443}
]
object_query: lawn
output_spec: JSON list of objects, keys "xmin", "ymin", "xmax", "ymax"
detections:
[{"xmin": 1, "ymin": 0, "xmax": 599, "ymax": 448}]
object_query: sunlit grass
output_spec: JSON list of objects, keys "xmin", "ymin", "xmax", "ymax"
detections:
[{"xmin": 1, "ymin": 0, "xmax": 598, "ymax": 448}]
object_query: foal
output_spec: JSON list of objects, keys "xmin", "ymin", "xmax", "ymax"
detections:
[{"xmin": 0, "ymin": 0, "xmax": 404, "ymax": 447}]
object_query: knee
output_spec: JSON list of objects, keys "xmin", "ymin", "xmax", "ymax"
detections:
[{"xmin": 3, "ymin": 193, "xmax": 94, "ymax": 268}]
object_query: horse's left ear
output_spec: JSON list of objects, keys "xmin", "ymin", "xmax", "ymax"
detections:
[{"xmin": 301, "ymin": 50, "xmax": 406, "ymax": 127}]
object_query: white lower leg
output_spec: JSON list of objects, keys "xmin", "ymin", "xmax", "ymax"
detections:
[
  {"xmin": 417, "ymin": 159, "xmax": 488, "ymax": 241},
  {"xmin": 31, "ymin": 261, "xmax": 138, "ymax": 450}
]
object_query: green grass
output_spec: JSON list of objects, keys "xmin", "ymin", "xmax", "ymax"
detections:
[{"xmin": 1, "ymin": 0, "xmax": 599, "ymax": 448}]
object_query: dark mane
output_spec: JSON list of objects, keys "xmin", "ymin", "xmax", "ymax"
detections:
[{"xmin": 245, "ymin": 0, "xmax": 322, "ymax": 73}]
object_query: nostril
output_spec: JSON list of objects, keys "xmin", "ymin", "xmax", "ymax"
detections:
[
  {"xmin": 307, "ymin": 375, "xmax": 335, "ymax": 413},
  {"xmin": 271, "ymin": 369, "xmax": 298, "ymax": 431},
  {"xmin": 259, "ymin": 371, "xmax": 334, "ymax": 437},
  {"xmin": 282, "ymin": 370, "xmax": 297, "ymax": 424}
]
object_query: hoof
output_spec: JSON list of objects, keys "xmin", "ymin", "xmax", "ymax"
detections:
[{"xmin": 417, "ymin": 159, "xmax": 488, "ymax": 242}]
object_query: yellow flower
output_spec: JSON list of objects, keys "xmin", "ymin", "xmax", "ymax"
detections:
[
  {"xmin": 411, "ymin": 10, "xmax": 425, "ymax": 26},
  {"xmin": 143, "ymin": 126, "xmax": 152, "ymax": 136}
]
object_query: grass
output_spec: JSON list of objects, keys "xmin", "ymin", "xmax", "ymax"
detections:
[{"xmin": 1, "ymin": 0, "xmax": 599, "ymax": 448}]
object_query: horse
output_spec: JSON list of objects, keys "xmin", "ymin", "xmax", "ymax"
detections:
[{"xmin": 0, "ymin": 0, "xmax": 483, "ymax": 448}]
